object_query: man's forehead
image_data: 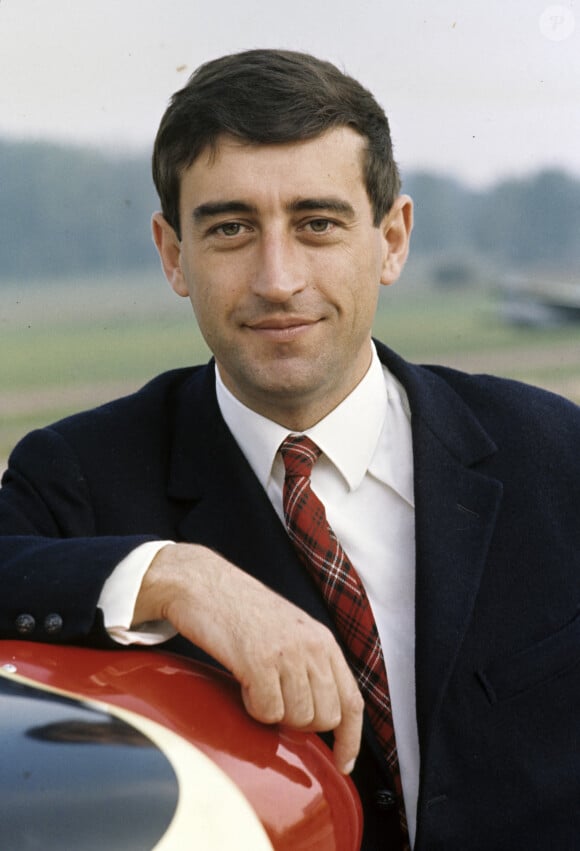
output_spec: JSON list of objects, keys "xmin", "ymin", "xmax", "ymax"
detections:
[
  {"xmin": 181, "ymin": 127, "xmax": 367, "ymax": 194},
  {"xmin": 197, "ymin": 126, "xmax": 366, "ymax": 162}
]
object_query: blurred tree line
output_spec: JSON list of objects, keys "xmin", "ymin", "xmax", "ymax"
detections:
[
  {"xmin": 404, "ymin": 171, "xmax": 580, "ymax": 271},
  {"xmin": 1, "ymin": 140, "xmax": 158, "ymax": 279},
  {"xmin": 1, "ymin": 139, "xmax": 580, "ymax": 281}
]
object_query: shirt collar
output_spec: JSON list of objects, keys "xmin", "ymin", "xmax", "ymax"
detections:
[
  {"xmin": 306, "ymin": 345, "xmax": 387, "ymax": 491},
  {"xmin": 215, "ymin": 342, "xmax": 411, "ymax": 500}
]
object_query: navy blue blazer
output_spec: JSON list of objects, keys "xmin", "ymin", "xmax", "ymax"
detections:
[{"xmin": 1, "ymin": 340, "xmax": 579, "ymax": 850}]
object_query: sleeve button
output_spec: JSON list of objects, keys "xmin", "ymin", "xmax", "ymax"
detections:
[
  {"xmin": 15, "ymin": 614, "xmax": 36, "ymax": 635},
  {"xmin": 44, "ymin": 613, "xmax": 64, "ymax": 635}
]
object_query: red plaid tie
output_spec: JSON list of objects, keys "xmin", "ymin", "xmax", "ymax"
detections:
[{"xmin": 280, "ymin": 434, "xmax": 409, "ymax": 845}]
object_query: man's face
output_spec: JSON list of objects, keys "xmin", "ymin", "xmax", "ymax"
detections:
[{"xmin": 154, "ymin": 126, "xmax": 412, "ymax": 429}]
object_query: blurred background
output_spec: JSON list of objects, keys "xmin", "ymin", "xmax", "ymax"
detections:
[{"xmin": 1, "ymin": 0, "xmax": 579, "ymax": 469}]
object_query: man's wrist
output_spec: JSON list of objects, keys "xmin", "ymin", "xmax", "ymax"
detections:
[
  {"xmin": 133, "ymin": 541, "xmax": 212, "ymax": 626},
  {"xmin": 98, "ymin": 540, "xmax": 175, "ymax": 638}
]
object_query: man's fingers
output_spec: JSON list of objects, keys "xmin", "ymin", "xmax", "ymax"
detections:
[
  {"xmin": 240, "ymin": 640, "xmax": 364, "ymax": 775},
  {"xmin": 238, "ymin": 648, "xmax": 363, "ymax": 775},
  {"xmin": 279, "ymin": 668, "xmax": 316, "ymax": 728},
  {"xmin": 240, "ymin": 674, "xmax": 285, "ymax": 725},
  {"xmin": 330, "ymin": 660, "xmax": 365, "ymax": 774},
  {"xmin": 242, "ymin": 664, "xmax": 330, "ymax": 729},
  {"xmin": 302, "ymin": 663, "xmax": 342, "ymax": 731}
]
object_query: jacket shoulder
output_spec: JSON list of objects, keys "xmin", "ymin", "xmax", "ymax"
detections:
[
  {"xmin": 6, "ymin": 365, "xmax": 210, "ymax": 478},
  {"xmin": 57, "ymin": 365, "xmax": 205, "ymax": 429},
  {"xmin": 418, "ymin": 363, "xmax": 580, "ymax": 483},
  {"xmin": 424, "ymin": 363, "xmax": 580, "ymax": 430},
  {"xmin": 375, "ymin": 339, "xmax": 580, "ymax": 468}
]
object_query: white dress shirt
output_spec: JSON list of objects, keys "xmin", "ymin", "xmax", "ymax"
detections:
[{"xmin": 98, "ymin": 343, "xmax": 419, "ymax": 844}]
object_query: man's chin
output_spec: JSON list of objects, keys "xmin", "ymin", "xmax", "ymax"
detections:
[{"xmin": 235, "ymin": 367, "xmax": 327, "ymax": 407}]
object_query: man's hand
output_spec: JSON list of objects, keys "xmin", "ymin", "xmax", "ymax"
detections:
[{"xmin": 133, "ymin": 543, "xmax": 364, "ymax": 774}]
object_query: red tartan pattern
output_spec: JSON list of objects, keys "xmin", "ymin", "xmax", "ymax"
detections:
[{"xmin": 280, "ymin": 434, "xmax": 409, "ymax": 846}]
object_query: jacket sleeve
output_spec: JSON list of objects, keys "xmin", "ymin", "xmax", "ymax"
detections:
[{"xmin": 0, "ymin": 427, "xmax": 158, "ymax": 644}]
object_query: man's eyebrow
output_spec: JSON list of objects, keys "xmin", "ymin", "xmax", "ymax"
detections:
[
  {"xmin": 191, "ymin": 197, "xmax": 356, "ymax": 222},
  {"xmin": 192, "ymin": 201, "xmax": 258, "ymax": 221},
  {"xmin": 288, "ymin": 198, "xmax": 356, "ymax": 217}
]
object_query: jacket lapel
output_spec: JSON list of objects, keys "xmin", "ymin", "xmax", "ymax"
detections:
[{"xmin": 376, "ymin": 343, "xmax": 503, "ymax": 760}]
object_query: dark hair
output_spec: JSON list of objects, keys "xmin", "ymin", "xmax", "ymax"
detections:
[{"xmin": 152, "ymin": 49, "xmax": 400, "ymax": 237}]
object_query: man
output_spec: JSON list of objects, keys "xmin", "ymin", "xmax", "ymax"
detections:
[{"xmin": 1, "ymin": 50, "xmax": 579, "ymax": 850}]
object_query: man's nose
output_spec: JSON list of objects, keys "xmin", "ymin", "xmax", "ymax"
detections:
[{"xmin": 251, "ymin": 233, "xmax": 306, "ymax": 301}]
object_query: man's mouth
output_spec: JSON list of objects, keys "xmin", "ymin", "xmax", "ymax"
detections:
[{"xmin": 245, "ymin": 316, "xmax": 320, "ymax": 340}]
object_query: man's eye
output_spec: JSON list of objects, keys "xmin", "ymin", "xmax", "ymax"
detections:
[
  {"xmin": 216, "ymin": 222, "xmax": 243, "ymax": 237},
  {"xmin": 308, "ymin": 219, "xmax": 332, "ymax": 233}
]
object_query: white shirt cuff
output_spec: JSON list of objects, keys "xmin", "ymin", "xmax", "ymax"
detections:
[{"xmin": 98, "ymin": 540, "xmax": 178, "ymax": 645}]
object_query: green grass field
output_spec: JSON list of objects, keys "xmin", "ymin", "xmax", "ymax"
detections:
[{"xmin": 1, "ymin": 271, "xmax": 579, "ymax": 465}]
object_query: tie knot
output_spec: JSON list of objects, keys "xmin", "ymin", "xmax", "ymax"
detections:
[{"xmin": 279, "ymin": 434, "xmax": 321, "ymax": 479}]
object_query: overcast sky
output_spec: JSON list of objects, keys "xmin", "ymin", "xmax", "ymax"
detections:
[{"xmin": 0, "ymin": 0, "xmax": 578, "ymax": 186}]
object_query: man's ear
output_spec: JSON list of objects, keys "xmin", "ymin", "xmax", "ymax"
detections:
[
  {"xmin": 379, "ymin": 195, "xmax": 414, "ymax": 287},
  {"xmin": 151, "ymin": 212, "xmax": 188, "ymax": 297}
]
